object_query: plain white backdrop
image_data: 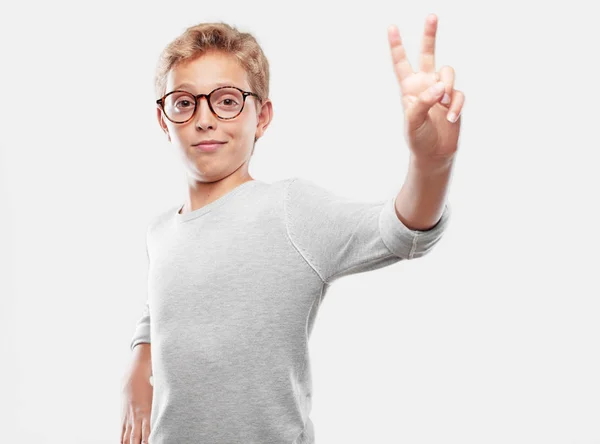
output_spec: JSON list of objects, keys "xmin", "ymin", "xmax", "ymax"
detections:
[{"xmin": 1, "ymin": 0, "xmax": 599, "ymax": 443}]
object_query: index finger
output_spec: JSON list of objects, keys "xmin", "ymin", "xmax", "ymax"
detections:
[{"xmin": 388, "ymin": 24, "xmax": 414, "ymax": 83}]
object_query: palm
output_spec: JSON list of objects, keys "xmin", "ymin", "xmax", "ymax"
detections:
[{"xmin": 388, "ymin": 14, "xmax": 465, "ymax": 162}]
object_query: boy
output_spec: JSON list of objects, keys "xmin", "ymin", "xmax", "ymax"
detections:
[{"xmin": 121, "ymin": 16, "xmax": 462, "ymax": 444}]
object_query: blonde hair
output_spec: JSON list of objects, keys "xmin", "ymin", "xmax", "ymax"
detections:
[{"xmin": 154, "ymin": 22, "xmax": 270, "ymax": 115}]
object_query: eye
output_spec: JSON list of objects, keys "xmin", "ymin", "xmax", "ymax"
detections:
[
  {"xmin": 175, "ymin": 99, "xmax": 193, "ymax": 109},
  {"xmin": 220, "ymin": 98, "xmax": 238, "ymax": 107}
]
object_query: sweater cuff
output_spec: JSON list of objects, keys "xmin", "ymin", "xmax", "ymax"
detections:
[
  {"xmin": 130, "ymin": 325, "xmax": 151, "ymax": 351},
  {"xmin": 378, "ymin": 195, "xmax": 451, "ymax": 260}
]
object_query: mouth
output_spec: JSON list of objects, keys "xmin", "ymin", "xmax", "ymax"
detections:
[{"xmin": 193, "ymin": 141, "xmax": 226, "ymax": 152}]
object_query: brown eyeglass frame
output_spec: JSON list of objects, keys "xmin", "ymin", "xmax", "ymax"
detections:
[{"xmin": 156, "ymin": 85, "xmax": 262, "ymax": 123}]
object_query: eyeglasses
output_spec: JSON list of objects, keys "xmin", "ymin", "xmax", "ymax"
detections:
[{"xmin": 156, "ymin": 86, "xmax": 261, "ymax": 124}]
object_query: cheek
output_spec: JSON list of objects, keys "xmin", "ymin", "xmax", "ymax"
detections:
[{"xmin": 169, "ymin": 127, "xmax": 189, "ymax": 146}]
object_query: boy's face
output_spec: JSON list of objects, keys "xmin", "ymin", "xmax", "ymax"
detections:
[{"xmin": 157, "ymin": 51, "xmax": 272, "ymax": 182}]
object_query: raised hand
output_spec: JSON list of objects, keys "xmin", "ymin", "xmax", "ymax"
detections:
[{"xmin": 388, "ymin": 14, "xmax": 465, "ymax": 165}]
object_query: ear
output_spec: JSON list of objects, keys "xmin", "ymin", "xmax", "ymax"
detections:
[
  {"xmin": 156, "ymin": 107, "xmax": 171, "ymax": 142},
  {"xmin": 254, "ymin": 98, "xmax": 273, "ymax": 142}
]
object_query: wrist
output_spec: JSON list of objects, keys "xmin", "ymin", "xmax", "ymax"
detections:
[{"xmin": 409, "ymin": 154, "xmax": 455, "ymax": 175}]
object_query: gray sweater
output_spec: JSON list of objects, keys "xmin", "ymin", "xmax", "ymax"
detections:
[{"xmin": 130, "ymin": 176, "xmax": 451, "ymax": 443}]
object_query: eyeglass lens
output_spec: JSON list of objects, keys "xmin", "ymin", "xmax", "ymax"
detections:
[{"xmin": 163, "ymin": 88, "xmax": 244, "ymax": 122}]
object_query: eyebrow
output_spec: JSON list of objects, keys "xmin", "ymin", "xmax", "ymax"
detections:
[{"xmin": 172, "ymin": 81, "xmax": 236, "ymax": 91}]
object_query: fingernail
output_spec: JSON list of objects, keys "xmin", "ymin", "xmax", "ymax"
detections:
[
  {"xmin": 441, "ymin": 92, "xmax": 451, "ymax": 105},
  {"xmin": 447, "ymin": 111, "xmax": 457, "ymax": 123}
]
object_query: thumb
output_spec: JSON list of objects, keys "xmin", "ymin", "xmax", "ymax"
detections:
[{"xmin": 407, "ymin": 81, "xmax": 446, "ymax": 129}]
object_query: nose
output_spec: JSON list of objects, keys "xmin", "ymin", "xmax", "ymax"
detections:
[{"xmin": 194, "ymin": 96, "xmax": 217, "ymax": 129}]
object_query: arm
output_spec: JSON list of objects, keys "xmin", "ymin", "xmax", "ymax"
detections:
[
  {"xmin": 130, "ymin": 301, "xmax": 151, "ymax": 352},
  {"xmin": 129, "ymin": 343, "xmax": 152, "ymax": 380},
  {"xmin": 129, "ymin": 224, "xmax": 152, "ymax": 352},
  {"xmin": 121, "ymin": 344, "xmax": 153, "ymax": 443},
  {"xmin": 120, "ymin": 226, "xmax": 154, "ymax": 443},
  {"xmin": 284, "ymin": 176, "xmax": 450, "ymax": 285},
  {"xmin": 394, "ymin": 155, "xmax": 454, "ymax": 231}
]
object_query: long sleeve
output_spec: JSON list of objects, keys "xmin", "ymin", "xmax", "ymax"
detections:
[
  {"xmin": 129, "ymin": 224, "xmax": 152, "ymax": 351},
  {"xmin": 283, "ymin": 177, "xmax": 451, "ymax": 284}
]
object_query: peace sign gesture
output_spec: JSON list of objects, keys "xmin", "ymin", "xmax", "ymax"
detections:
[{"xmin": 388, "ymin": 14, "xmax": 465, "ymax": 164}]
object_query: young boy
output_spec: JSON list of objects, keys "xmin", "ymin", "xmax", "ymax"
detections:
[{"xmin": 121, "ymin": 17, "xmax": 459, "ymax": 444}]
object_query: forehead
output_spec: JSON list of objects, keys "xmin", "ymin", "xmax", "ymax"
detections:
[{"xmin": 165, "ymin": 52, "xmax": 250, "ymax": 92}]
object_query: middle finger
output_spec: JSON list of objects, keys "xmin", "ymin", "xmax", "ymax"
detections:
[{"xmin": 420, "ymin": 13, "xmax": 438, "ymax": 73}]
